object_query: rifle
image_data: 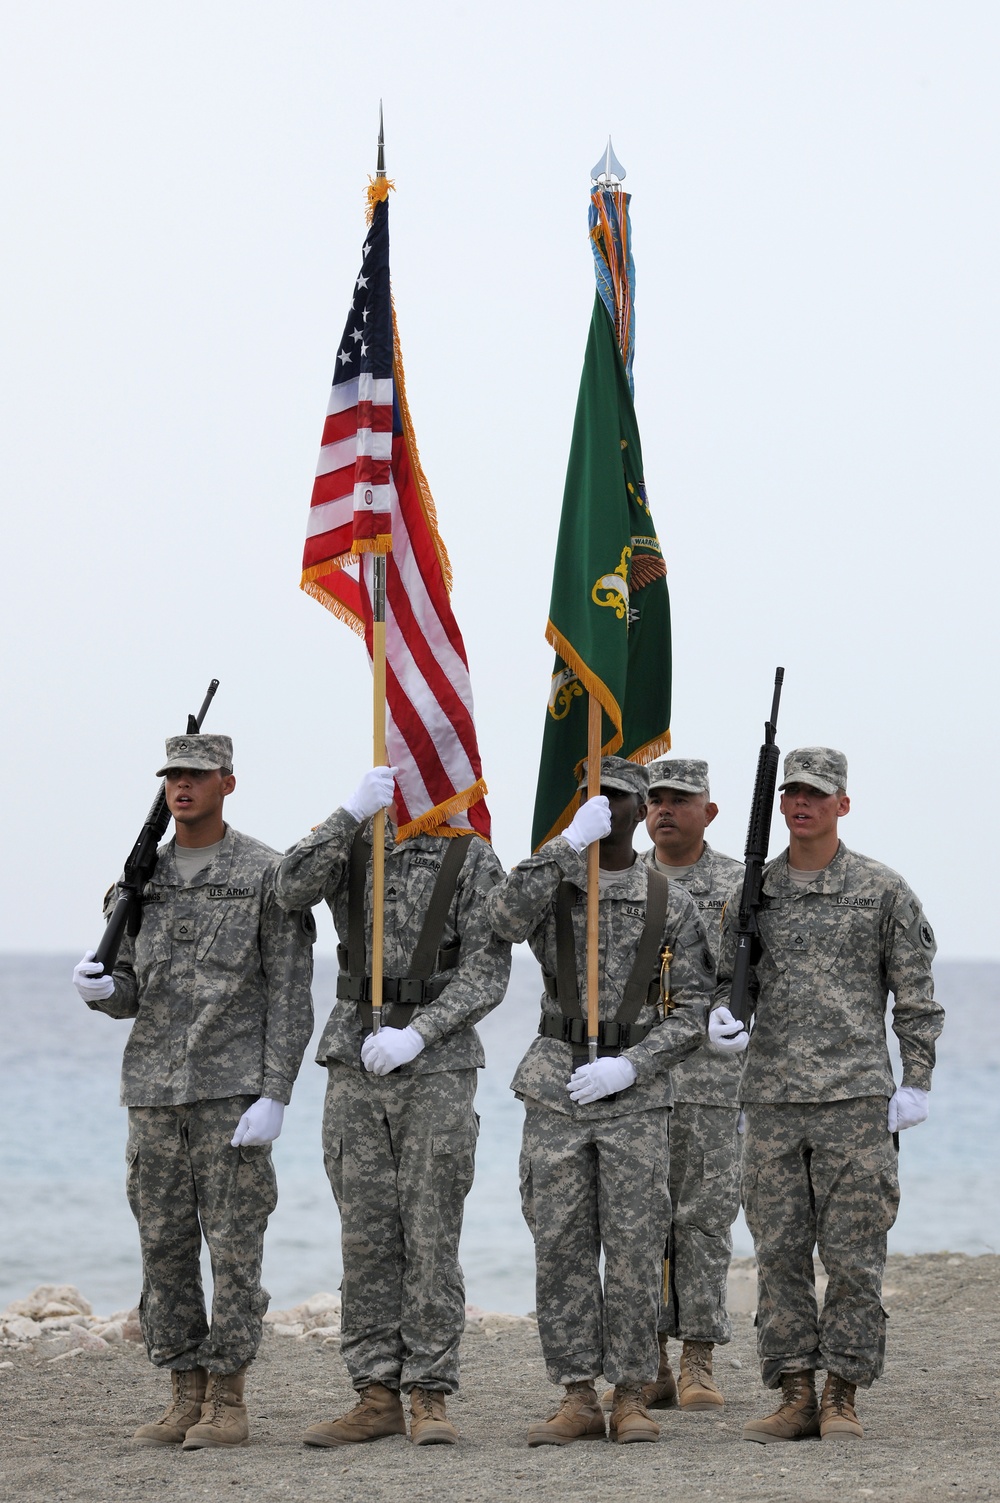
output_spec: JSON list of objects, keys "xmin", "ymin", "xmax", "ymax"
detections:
[
  {"xmin": 92, "ymin": 679, "xmax": 219, "ymax": 976},
  {"xmin": 729, "ymin": 667, "xmax": 784, "ymax": 1027}
]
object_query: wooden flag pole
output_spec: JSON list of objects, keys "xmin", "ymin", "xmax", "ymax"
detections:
[
  {"xmin": 586, "ymin": 693, "xmax": 602, "ymax": 1063},
  {"xmin": 371, "ymin": 553, "xmax": 388, "ymax": 1033},
  {"xmin": 369, "ymin": 102, "xmax": 389, "ymax": 1036}
]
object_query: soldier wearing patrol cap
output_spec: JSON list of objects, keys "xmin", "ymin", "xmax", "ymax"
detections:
[
  {"xmin": 72, "ymin": 733, "xmax": 315, "ymax": 1450},
  {"xmin": 712, "ymin": 747, "xmax": 944, "ymax": 1444},
  {"xmin": 273, "ymin": 766, "xmax": 511, "ymax": 1449},
  {"xmin": 485, "ymin": 755, "xmax": 714, "ymax": 1447},
  {"xmin": 617, "ymin": 756, "xmax": 745, "ymax": 1414}
]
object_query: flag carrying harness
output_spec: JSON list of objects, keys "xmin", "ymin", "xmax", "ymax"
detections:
[
  {"xmin": 336, "ymin": 829, "xmax": 473, "ymax": 1030},
  {"xmin": 538, "ymin": 867, "xmax": 671, "ymax": 1062}
]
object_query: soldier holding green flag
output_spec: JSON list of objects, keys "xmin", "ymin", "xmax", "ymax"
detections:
[{"xmin": 486, "ymin": 756, "xmax": 713, "ymax": 1445}]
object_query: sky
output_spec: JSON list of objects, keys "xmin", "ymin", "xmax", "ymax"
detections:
[{"xmin": 1, "ymin": 1, "xmax": 997, "ymax": 960}]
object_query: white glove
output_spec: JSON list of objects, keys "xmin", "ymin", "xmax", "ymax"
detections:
[
  {"xmin": 567, "ymin": 1056, "xmax": 637, "ymax": 1104},
  {"xmin": 343, "ymin": 766, "xmax": 398, "ymax": 824},
  {"xmin": 888, "ymin": 1085, "xmax": 929, "ymax": 1133},
  {"xmin": 563, "ymin": 796, "xmax": 612, "ymax": 853},
  {"xmin": 73, "ymin": 950, "xmax": 115, "ymax": 1002},
  {"xmin": 231, "ymin": 1097, "xmax": 285, "ymax": 1147},
  {"xmin": 361, "ymin": 1025, "xmax": 425, "ymax": 1075},
  {"xmin": 708, "ymin": 1006, "xmax": 750, "ymax": 1054}
]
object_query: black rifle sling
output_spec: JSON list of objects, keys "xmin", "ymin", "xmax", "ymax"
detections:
[
  {"xmin": 617, "ymin": 867, "xmax": 671, "ymax": 1026},
  {"xmin": 347, "ymin": 826, "xmax": 371, "ymax": 976},
  {"xmin": 553, "ymin": 867, "xmax": 670, "ymax": 1025},
  {"xmin": 407, "ymin": 835, "xmax": 473, "ymax": 978}
]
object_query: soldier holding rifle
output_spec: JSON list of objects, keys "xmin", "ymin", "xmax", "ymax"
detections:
[
  {"xmin": 72, "ymin": 726, "xmax": 315, "ymax": 1449},
  {"xmin": 274, "ymin": 767, "xmax": 511, "ymax": 1449},
  {"xmin": 486, "ymin": 755, "xmax": 714, "ymax": 1447},
  {"xmin": 714, "ymin": 744, "xmax": 943, "ymax": 1443}
]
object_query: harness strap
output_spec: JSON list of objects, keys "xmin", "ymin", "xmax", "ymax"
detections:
[
  {"xmin": 407, "ymin": 835, "xmax": 473, "ymax": 979},
  {"xmin": 346, "ymin": 826, "xmax": 370, "ymax": 978},
  {"xmin": 342, "ymin": 828, "xmax": 472, "ymax": 993},
  {"xmin": 550, "ymin": 867, "xmax": 671, "ymax": 1026}
]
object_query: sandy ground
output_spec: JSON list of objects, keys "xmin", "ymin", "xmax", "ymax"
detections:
[{"xmin": 1, "ymin": 1252, "xmax": 997, "ymax": 1503}]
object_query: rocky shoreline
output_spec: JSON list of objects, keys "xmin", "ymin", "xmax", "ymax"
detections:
[{"xmin": 1, "ymin": 1253, "xmax": 997, "ymax": 1502}]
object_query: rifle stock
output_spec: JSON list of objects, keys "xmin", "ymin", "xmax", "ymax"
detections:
[
  {"xmin": 92, "ymin": 680, "xmax": 219, "ymax": 977},
  {"xmin": 729, "ymin": 668, "xmax": 784, "ymax": 1027}
]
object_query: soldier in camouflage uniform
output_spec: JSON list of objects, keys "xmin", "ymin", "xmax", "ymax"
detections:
[
  {"xmin": 712, "ymin": 747, "xmax": 943, "ymax": 1444},
  {"xmin": 638, "ymin": 758, "xmax": 745, "ymax": 1412},
  {"xmin": 72, "ymin": 733, "xmax": 315, "ymax": 1450},
  {"xmin": 273, "ymin": 766, "xmax": 511, "ymax": 1449},
  {"xmin": 485, "ymin": 756, "xmax": 714, "ymax": 1447}
]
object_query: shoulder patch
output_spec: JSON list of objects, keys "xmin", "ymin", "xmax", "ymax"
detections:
[
  {"xmin": 300, "ymin": 909, "xmax": 318, "ymax": 941},
  {"xmin": 918, "ymin": 919, "xmax": 935, "ymax": 950}
]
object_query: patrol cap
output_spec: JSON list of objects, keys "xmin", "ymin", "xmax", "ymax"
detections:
[
  {"xmin": 156, "ymin": 734, "xmax": 234, "ymax": 777},
  {"xmin": 646, "ymin": 758, "xmax": 710, "ymax": 796},
  {"xmin": 780, "ymin": 747, "xmax": 847, "ymax": 797},
  {"xmin": 578, "ymin": 755, "xmax": 649, "ymax": 799}
]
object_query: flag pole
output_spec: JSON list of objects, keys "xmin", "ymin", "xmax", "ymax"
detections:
[
  {"xmin": 586, "ymin": 694, "xmax": 602, "ymax": 1062},
  {"xmin": 370, "ymin": 103, "xmax": 388, "ymax": 1034}
]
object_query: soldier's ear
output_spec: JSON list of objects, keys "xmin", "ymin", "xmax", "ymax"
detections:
[
  {"xmin": 704, "ymin": 801, "xmax": 719, "ymax": 828},
  {"xmin": 222, "ymin": 772, "xmax": 237, "ymax": 797}
]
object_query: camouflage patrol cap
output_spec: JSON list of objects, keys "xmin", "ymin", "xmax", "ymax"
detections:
[
  {"xmin": 156, "ymin": 734, "xmax": 234, "ymax": 777},
  {"xmin": 646, "ymin": 758, "xmax": 710, "ymax": 796},
  {"xmin": 578, "ymin": 755, "xmax": 649, "ymax": 799},
  {"xmin": 780, "ymin": 747, "xmax": 847, "ymax": 796}
]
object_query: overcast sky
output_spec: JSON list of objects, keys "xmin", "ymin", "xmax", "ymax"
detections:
[{"xmin": 2, "ymin": 2, "xmax": 997, "ymax": 960}]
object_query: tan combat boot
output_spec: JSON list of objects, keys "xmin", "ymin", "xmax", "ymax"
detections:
[
  {"xmin": 409, "ymin": 1387, "xmax": 458, "ymax": 1445},
  {"xmin": 601, "ymin": 1332, "xmax": 677, "ymax": 1411},
  {"xmin": 608, "ymin": 1384, "xmax": 660, "ymax": 1444},
  {"xmin": 742, "ymin": 1370, "xmax": 820, "ymax": 1444},
  {"xmin": 819, "ymin": 1373, "xmax": 864, "ymax": 1440},
  {"xmin": 302, "ymin": 1383, "xmax": 407, "ymax": 1447},
  {"xmin": 133, "ymin": 1368, "xmax": 207, "ymax": 1445},
  {"xmin": 181, "ymin": 1367, "xmax": 249, "ymax": 1450},
  {"xmin": 527, "ymin": 1381, "xmax": 607, "ymax": 1446},
  {"xmin": 678, "ymin": 1340, "xmax": 725, "ymax": 1411}
]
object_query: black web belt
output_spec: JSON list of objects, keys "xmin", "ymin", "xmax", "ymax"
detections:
[{"xmin": 537, "ymin": 1014, "xmax": 654, "ymax": 1053}]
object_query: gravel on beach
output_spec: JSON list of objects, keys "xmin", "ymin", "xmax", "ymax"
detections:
[{"xmin": 1, "ymin": 1252, "xmax": 997, "ymax": 1503}]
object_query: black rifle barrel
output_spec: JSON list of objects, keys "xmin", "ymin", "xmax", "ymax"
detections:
[
  {"xmin": 729, "ymin": 667, "xmax": 784, "ymax": 1027},
  {"xmin": 91, "ymin": 680, "xmax": 220, "ymax": 977}
]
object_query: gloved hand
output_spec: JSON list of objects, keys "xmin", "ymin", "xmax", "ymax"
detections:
[
  {"xmin": 566, "ymin": 1055, "xmax": 637, "ymax": 1104},
  {"xmin": 708, "ymin": 1006, "xmax": 750, "ymax": 1054},
  {"xmin": 887, "ymin": 1085, "xmax": 929, "ymax": 1132},
  {"xmin": 73, "ymin": 950, "xmax": 115, "ymax": 1003},
  {"xmin": 562, "ymin": 797, "xmax": 612, "ymax": 853},
  {"xmin": 343, "ymin": 766, "xmax": 398, "ymax": 824},
  {"xmin": 231, "ymin": 1097, "xmax": 285, "ymax": 1147},
  {"xmin": 361, "ymin": 1025, "xmax": 425, "ymax": 1076}
]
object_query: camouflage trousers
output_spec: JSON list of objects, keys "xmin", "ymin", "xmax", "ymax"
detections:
[
  {"xmin": 520, "ymin": 1102, "xmax": 670, "ymax": 1388},
  {"xmin": 741, "ymin": 1097, "xmax": 899, "ymax": 1389},
  {"xmin": 661, "ymin": 1101, "xmax": 741, "ymax": 1344},
  {"xmin": 126, "ymin": 1097, "xmax": 276, "ymax": 1374},
  {"xmin": 323, "ymin": 1062, "xmax": 478, "ymax": 1395}
]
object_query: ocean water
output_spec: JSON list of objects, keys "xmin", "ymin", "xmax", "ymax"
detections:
[{"xmin": 0, "ymin": 953, "xmax": 996, "ymax": 1318}]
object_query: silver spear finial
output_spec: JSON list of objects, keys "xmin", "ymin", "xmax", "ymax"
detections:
[
  {"xmin": 377, "ymin": 100, "xmax": 385, "ymax": 178},
  {"xmin": 591, "ymin": 136, "xmax": 626, "ymax": 186}
]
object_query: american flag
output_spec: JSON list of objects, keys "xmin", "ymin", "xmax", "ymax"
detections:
[{"xmin": 300, "ymin": 185, "xmax": 491, "ymax": 841}]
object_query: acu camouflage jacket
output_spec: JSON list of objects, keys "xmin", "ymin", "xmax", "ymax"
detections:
[
  {"xmin": 95, "ymin": 826, "xmax": 316, "ymax": 1108},
  {"xmin": 715, "ymin": 842, "xmax": 943, "ymax": 1104},
  {"xmin": 274, "ymin": 809, "xmax": 512, "ymax": 1074},
  {"xmin": 485, "ymin": 837, "xmax": 713, "ymax": 1118}
]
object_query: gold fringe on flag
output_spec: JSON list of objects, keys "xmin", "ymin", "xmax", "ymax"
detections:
[
  {"xmin": 366, "ymin": 176, "xmax": 395, "ymax": 221},
  {"xmin": 390, "ymin": 300, "xmax": 454, "ymax": 594},
  {"xmin": 396, "ymin": 777, "xmax": 490, "ymax": 843}
]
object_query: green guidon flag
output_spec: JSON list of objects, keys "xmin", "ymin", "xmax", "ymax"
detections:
[{"xmin": 531, "ymin": 182, "xmax": 672, "ymax": 851}]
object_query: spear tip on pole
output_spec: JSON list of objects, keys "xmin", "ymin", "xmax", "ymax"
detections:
[
  {"xmin": 591, "ymin": 135, "xmax": 626, "ymax": 186},
  {"xmin": 377, "ymin": 100, "xmax": 386, "ymax": 178}
]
